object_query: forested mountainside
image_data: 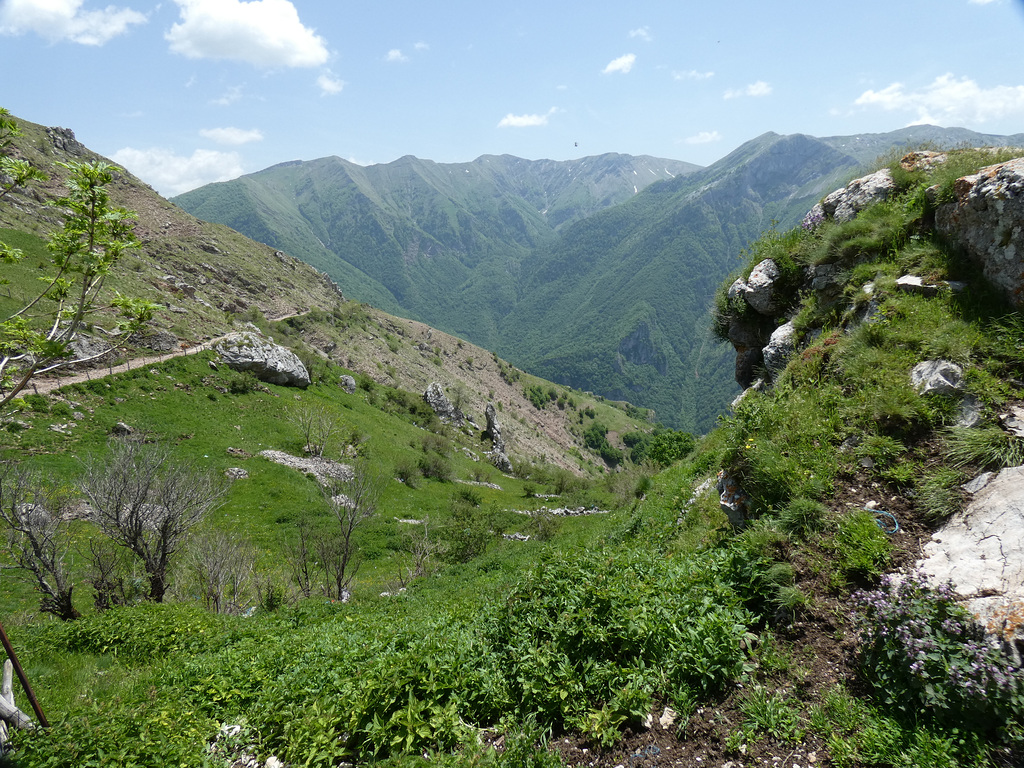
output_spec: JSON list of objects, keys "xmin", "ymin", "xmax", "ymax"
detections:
[{"xmin": 174, "ymin": 126, "xmax": 1024, "ymax": 431}]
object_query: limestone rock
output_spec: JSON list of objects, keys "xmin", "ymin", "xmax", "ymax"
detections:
[
  {"xmin": 424, "ymin": 382, "xmax": 464, "ymax": 426},
  {"xmin": 957, "ymin": 394, "xmax": 984, "ymax": 428},
  {"xmin": 917, "ymin": 465, "xmax": 1024, "ymax": 644},
  {"xmin": 910, "ymin": 360, "xmax": 964, "ymax": 395},
  {"xmin": 484, "ymin": 403, "xmax": 513, "ymax": 473},
  {"xmin": 896, "ymin": 274, "xmax": 941, "ymax": 297},
  {"xmin": 935, "ymin": 158, "xmax": 1024, "ymax": 308},
  {"xmin": 339, "ymin": 375, "xmax": 357, "ymax": 394},
  {"xmin": 762, "ymin": 321, "xmax": 797, "ymax": 380},
  {"xmin": 1000, "ymin": 406, "xmax": 1024, "ymax": 438},
  {"xmin": 258, "ymin": 450, "xmax": 352, "ymax": 486},
  {"xmin": 743, "ymin": 259, "xmax": 781, "ymax": 315},
  {"xmin": 900, "ymin": 150, "xmax": 948, "ymax": 172},
  {"xmin": 821, "ymin": 169, "xmax": 895, "ymax": 223},
  {"xmin": 214, "ymin": 331, "xmax": 310, "ymax": 388}
]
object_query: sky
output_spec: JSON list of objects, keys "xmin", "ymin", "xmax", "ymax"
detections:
[{"xmin": 2, "ymin": 0, "xmax": 1024, "ymax": 197}]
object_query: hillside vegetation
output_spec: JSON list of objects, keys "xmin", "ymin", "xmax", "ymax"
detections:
[
  {"xmin": 173, "ymin": 127, "xmax": 1024, "ymax": 433},
  {"xmin": 3, "ymin": 116, "xmax": 1024, "ymax": 768}
]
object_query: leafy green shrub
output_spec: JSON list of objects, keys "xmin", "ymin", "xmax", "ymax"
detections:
[
  {"xmin": 49, "ymin": 603, "xmax": 232, "ymax": 660},
  {"xmin": 50, "ymin": 400, "xmax": 72, "ymax": 417},
  {"xmin": 442, "ymin": 500, "xmax": 493, "ymax": 563},
  {"xmin": 524, "ymin": 384, "xmax": 547, "ymax": 410},
  {"xmin": 483, "ymin": 549, "xmax": 752, "ymax": 735},
  {"xmin": 222, "ymin": 367, "xmax": 262, "ymax": 394},
  {"xmin": 23, "ymin": 393, "xmax": 49, "ymax": 413},
  {"xmin": 395, "ymin": 458, "xmax": 421, "ymax": 488},
  {"xmin": 646, "ymin": 430, "xmax": 696, "ymax": 467},
  {"xmin": 419, "ymin": 453, "xmax": 453, "ymax": 482},
  {"xmin": 854, "ymin": 574, "xmax": 1024, "ymax": 736}
]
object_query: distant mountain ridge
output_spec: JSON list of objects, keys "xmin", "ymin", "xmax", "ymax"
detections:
[
  {"xmin": 173, "ymin": 127, "xmax": 1024, "ymax": 431},
  {"xmin": 173, "ymin": 152, "xmax": 699, "ymax": 328}
]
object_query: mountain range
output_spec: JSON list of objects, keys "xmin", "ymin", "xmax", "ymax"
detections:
[{"xmin": 175, "ymin": 126, "xmax": 1024, "ymax": 432}]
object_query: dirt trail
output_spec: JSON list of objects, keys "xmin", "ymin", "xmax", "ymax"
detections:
[
  {"xmin": 24, "ymin": 310, "xmax": 311, "ymax": 398},
  {"xmin": 25, "ymin": 338, "xmax": 224, "ymax": 396}
]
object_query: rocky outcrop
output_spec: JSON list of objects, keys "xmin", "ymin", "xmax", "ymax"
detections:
[
  {"xmin": 258, "ymin": 450, "xmax": 352, "ymax": 485},
  {"xmin": 339, "ymin": 375, "xmax": 357, "ymax": 394},
  {"xmin": 483, "ymin": 403, "xmax": 513, "ymax": 473},
  {"xmin": 424, "ymin": 382, "xmax": 464, "ymax": 426},
  {"xmin": 720, "ymin": 149, "xmax": 1024, "ymax": 398},
  {"xmin": 762, "ymin": 321, "xmax": 797, "ymax": 380},
  {"xmin": 822, "ymin": 168, "xmax": 895, "ymax": 223},
  {"xmin": 214, "ymin": 331, "xmax": 310, "ymax": 388},
  {"xmin": 935, "ymin": 157, "xmax": 1024, "ymax": 308},
  {"xmin": 916, "ymin": 466, "xmax": 1024, "ymax": 647},
  {"xmin": 733, "ymin": 259, "xmax": 782, "ymax": 315}
]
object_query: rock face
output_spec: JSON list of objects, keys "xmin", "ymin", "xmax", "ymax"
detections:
[
  {"xmin": 822, "ymin": 168, "xmax": 895, "ymax": 223},
  {"xmin": 740, "ymin": 259, "xmax": 781, "ymax": 315},
  {"xmin": 762, "ymin": 321, "xmax": 797, "ymax": 381},
  {"xmin": 916, "ymin": 466, "xmax": 1024, "ymax": 645},
  {"xmin": 936, "ymin": 157, "xmax": 1024, "ymax": 308},
  {"xmin": 214, "ymin": 332, "xmax": 310, "ymax": 388},
  {"xmin": 483, "ymin": 403, "xmax": 513, "ymax": 473},
  {"xmin": 423, "ymin": 382, "xmax": 465, "ymax": 426}
]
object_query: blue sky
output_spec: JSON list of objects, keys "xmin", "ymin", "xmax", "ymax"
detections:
[{"xmin": 2, "ymin": 0, "xmax": 1023, "ymax": 196}]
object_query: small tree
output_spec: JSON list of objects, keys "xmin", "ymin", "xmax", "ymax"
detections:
[
  {"xmin": 183, "ymin": 531, "xmax": 256, "ymax": 614},
  {"xmin": 0, "ymin": 463, "xmax": 80, "ymax": 620},
  {"xmin": 291, "ymin": 403, "xmax": 339, "ymax": 457},
  {"xmin": 80, "ymin": 441, "xmax": 228, "ymax": 602},
  {"xmin": 0, "ymin": 115, "xmax": 156, "ymax": 408},
  {"xmin": 317, "ymin": 461, "xmax": 385, "ymax": 600}
]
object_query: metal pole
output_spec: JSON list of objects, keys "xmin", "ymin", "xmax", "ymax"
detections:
[{"xmin": 0, "ymin": 619, "xmax": 48, "ymax": 728}]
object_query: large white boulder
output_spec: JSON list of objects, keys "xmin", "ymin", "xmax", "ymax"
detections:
[{"xmin": 214, "ymin": 331, "xmax": 310, "ymax": 388}]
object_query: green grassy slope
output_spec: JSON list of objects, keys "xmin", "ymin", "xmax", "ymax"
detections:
[{"xmin": 4, "ymin": 145, "xmax": 1024, "ymax": 768}]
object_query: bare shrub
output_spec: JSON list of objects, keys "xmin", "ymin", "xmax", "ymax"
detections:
[
  {"xmin": 0, "ymin": 464, "xmax": 80, "ymax": 620},
  {"xmin": 183, "ymin": 531, "xmax": 257, "ymax": 614},
  {"xmin": 80, "ymin": 441, "xmax": 229, "ymax": 602}
]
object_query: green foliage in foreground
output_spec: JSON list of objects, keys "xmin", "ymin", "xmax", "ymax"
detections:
[{"xmin": 7, "ymin": 546, "xmax": 755, "ymax": 766}]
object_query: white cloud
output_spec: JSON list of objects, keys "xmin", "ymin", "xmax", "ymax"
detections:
[
  {"xmin": 854, "ymin": 73, "xmax": 1024, "ymax": 125},
  {"xmin": 0, "ymin": 0, "xmax": 146, "ymax": 45},
  {"xmin": 211, "ymin": 85, "xmax": 244, "ymax": 106},
  {"xmin": 968, "ymin": 0, "xmax": 999, "ymax": 4},
  {"xmin": 685, "ymin": 130, "xmax": 721, "ymax": 144},
  {"xmin": 166, "ymin": 0, "xmax": 329, "ymax": 68},
  {"xmin": 199, "ymin": 126, "xmax": 263, "ymax": 145},
  {"xmin": 317, "ymin": 72, "xmax": 345, "ymax": 95},
  {"xmin": 414, "ymin": 41, "xmax": 428, "ymax": 51},
  {"xmin": 673, "ymin": 69, "xmax": 714, "ymax": 81},
  {"xmin": 602, "ymin": 53, "xmax": 636, "ymax": 75},
  {"xmin": 385, "ymin": 48, "xmax": 408, "ymax": 63},
  {"xmin": 629, "ymin": 26, "xmax": 651, "ymax": 41},
  {"xmin": 112, "ymin": 146, "xmax": 245, "ymax": 196},
  {"xmin": 497, "ymin": 107, "xmax": 557, "ymax": 128},
  {"xmin": 724, "ymin": 80, "xmax": 772, "ymax": 99}
]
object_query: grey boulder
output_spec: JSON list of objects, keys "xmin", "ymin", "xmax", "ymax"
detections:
[{"xmin": 214, "ymin": 331, "xmax": 310, "ymax": 388}]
